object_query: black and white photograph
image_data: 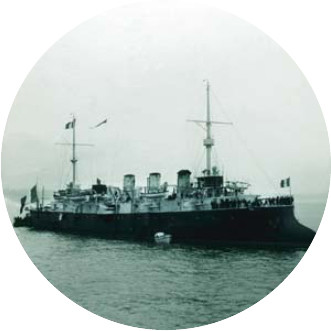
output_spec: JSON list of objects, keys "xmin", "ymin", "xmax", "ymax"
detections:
[{"xmin": 1, "ymin": 0, "xmax": 330, "ymax": 330}]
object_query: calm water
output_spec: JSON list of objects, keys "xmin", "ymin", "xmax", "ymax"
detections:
[{"xmin": 5, "ymin": 193, "xmax": 327, "ymax": 329}]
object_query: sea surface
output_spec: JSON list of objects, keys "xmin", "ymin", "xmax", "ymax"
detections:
[{"xmin": 4, "ymin": 192, "xmax": 327, "ymax": 329}]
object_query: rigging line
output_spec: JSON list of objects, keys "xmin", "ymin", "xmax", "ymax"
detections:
[
  {"xmin": 213, "ymin": 145, "xmax": 220, "ymax": 170},
  {"xmin": 189, "ymin": 121, "xmax": 206, "ymax": 131},
  {"xmin": 64, "ymin": 161, "xmax": 71, "ymax": 187},
  {"xmin": 233, "ymin": 125, "xmax": 279, "ymax": 194},
  {"xmin": 53, "ymin": 130, "xmax": 67, "ymax": 145},
  {"xmin": 55, "ymin": 127, "xmax": 73, "ymax": 188},
  {"xmin": 91, "ymin": 146, "xmax": 95, "ymax": 185},
  {"xmin": 56, "ymin": 144, "xmax": 64, "ymax": 189},
  {"xmin": 193, "ymin": 149, "xmax": 206, "ymax": 177},
  {"xmin": 191, "ymin": 136, "xmax": 204, "ymax": 170},
  {"xmin": 59, "ymin": 143, "xmax": 71, "ymax": 188},
  {"xmin": 210, "ymin": 87, "xmax": 280, "ymax": 194},
  {"xmin": 189, "ymin": 126, "xmax": 203, "ymax": 168},
  {"xmin": 58, "ymin": 148, "xmax": 64, "ymax": 189},
  {"xmin": 210, "ymin": 89, "xmax": 234, "ymax": 123},
  {"xmin": 60, "ymin": 152, "xmax": 65, "ymax": 188},
  {"xmin": 59, "ymin": 144, "xmax": 71, "ymax": 189}
]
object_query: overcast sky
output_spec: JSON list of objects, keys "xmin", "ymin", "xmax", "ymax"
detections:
[{"xmin": 2, "ymin": 1, "xmax": 330, "ymax": 197}]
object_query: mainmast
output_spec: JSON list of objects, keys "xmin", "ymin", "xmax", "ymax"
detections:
[
  {"xmin": 187, "ymin": 80, "xmax": 233, "ymax": 176},
  {"xmin": 204, "ymin": 80, "xmax": 214, "ymax": 175},
  {"xmin": 71, "ymin": 116, "xmax": 77, "ymax": 185}
]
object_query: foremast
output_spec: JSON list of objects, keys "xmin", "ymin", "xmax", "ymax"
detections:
[
  {"xmin": 60, "ymin": 115, "xmax": 93, "ymax": 190},
  {"xmin": 71, "ymin": 116, "xmax": 77, "ymax": 186}
]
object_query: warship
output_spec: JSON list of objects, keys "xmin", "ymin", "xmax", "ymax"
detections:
[{"xmin": 14, "ymin": 81, "xmax": 315, "ymax": 247}]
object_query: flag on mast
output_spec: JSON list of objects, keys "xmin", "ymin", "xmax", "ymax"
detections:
[
  {"xmin": 30, "ymin": 185, "xmax": 39, "ymax": 203},
  {"xmin": 91, "ymin": 119, "xmax": 107, "ymax": 129},
  {"xmin": 20, "ymin": 196, "xmax": 27, "ymax": 214},
  {"xmin": 280, "ymin": 177, "xmax": 291, "ymax": 188},
  {"xmin": 65, "ymin": 119, "xmax": 75, "ymax": 129}
]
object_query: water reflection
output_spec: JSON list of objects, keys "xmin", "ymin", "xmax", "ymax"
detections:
[{"xmin": 15, "ymin": 227, "xmax": 305, "ymax": 329}]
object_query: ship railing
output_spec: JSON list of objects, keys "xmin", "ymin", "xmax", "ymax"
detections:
[{"xmin": 210, "ymin": 195, "xmax": 294, "ymax": 210}]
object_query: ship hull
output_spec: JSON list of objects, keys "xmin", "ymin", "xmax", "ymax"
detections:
[{"xmin": 19, "ymin": 205, "xmax": 315, "ymax": 248}]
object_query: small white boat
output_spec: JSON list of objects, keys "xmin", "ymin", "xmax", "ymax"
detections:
[{"xmin": 154, "ymin": 232, "xmax": 172, "ymax": 244}]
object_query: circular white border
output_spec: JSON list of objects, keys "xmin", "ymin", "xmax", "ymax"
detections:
[{"xmin": 1, "ymin": 1, "xmax": 330, "ymax": 330}]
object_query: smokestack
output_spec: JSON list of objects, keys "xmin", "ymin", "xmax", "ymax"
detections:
[
  {"xmin": 123, "ymin": 174, "xmax": 135, "ymax": 192},
  {"xmin": 177, "ymin": 169, "xmax": 191, "ymax": 194},
  {"xmin": 148, "ymin": 172, "xmax": 161, "ymax": 193}
]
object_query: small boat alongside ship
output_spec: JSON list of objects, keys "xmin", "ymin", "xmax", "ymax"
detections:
[
  {"xmin": 14, "ymin": 81, "xmax": 316, "ymax": 248},
  {"xmin": 154, "ymin": 232, "xmax": 172, "ymax": 245}
]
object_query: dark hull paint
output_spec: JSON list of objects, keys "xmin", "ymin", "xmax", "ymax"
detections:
[{"xmin": 17, "ymin": 205, "xmax": 315, "ymax": 248}]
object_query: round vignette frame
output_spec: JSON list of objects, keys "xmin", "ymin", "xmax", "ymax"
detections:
[{"xmin": 0, "ymin": 1, "xmax": 330, "ymax": 331}]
